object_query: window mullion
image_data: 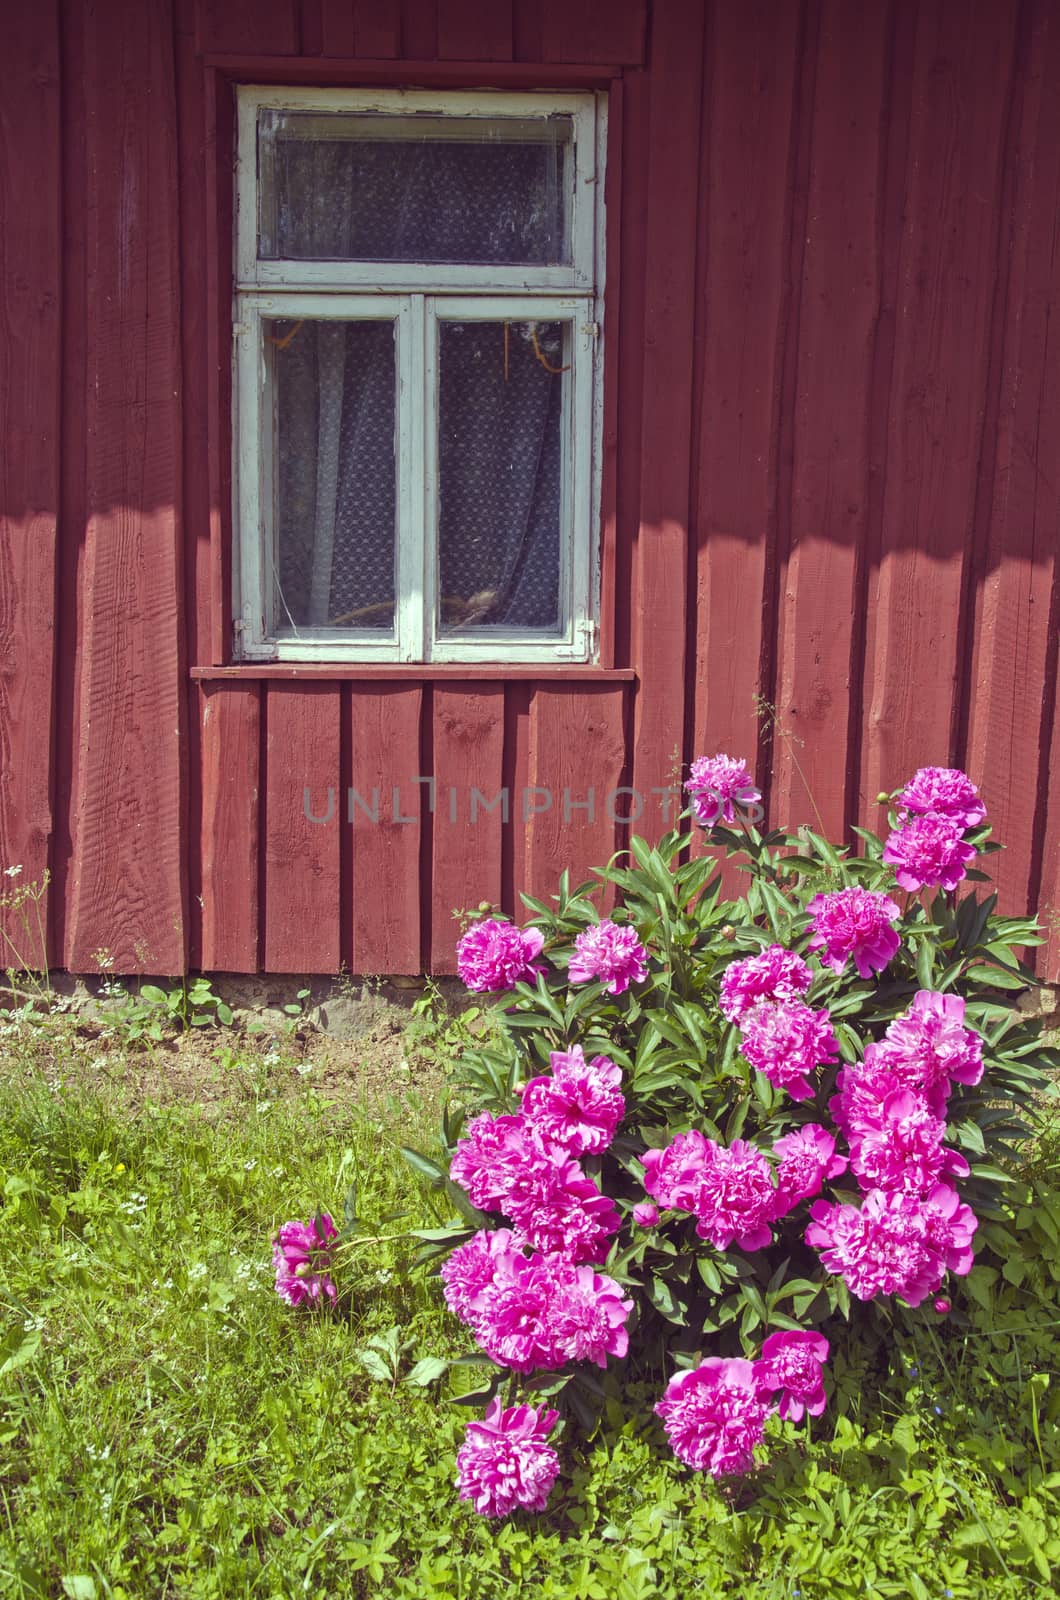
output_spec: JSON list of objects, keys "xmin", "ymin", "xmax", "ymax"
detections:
[{"xmin": 396, "ymin": 296, "xmax": 428, "ymax": 663}]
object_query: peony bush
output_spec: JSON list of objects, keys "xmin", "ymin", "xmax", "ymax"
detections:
[{"xmin": 273, "ymin": 760, "xmax": 1059, "ymax": 1516}]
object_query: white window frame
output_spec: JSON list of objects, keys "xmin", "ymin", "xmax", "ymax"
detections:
[{"xmin": 232, "ymin": 85, "xmax": 605, "ymax": 665}]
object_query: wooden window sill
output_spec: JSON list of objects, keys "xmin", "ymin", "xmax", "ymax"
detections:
[{"xmin": 191, "ymin": 664, "xmax": 636, "ymax": 682}]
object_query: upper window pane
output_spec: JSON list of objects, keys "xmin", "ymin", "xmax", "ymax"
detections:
[{"xmin": 257, "ymin": 110, "xmax": 572, "ymax": 266}]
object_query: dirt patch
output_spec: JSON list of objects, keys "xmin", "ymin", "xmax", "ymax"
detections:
[{"xmin": 0, "ymin": 1004, "xmax": 453, "ymax": 1121}]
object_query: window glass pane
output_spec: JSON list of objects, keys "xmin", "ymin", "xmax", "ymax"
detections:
[
  {"xmin": 258, "ymin": 111, "xmax": 571, "ymax": 265},
  {"xmin": 270, "ymin": 318, "xmax": 397, "ymax": 632},
  {"xmin": 437, "ymin": 320, "xmax": 565, "ymax": 635}
]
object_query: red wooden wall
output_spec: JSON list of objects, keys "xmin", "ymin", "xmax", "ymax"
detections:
[{"xmin": 3, "ymin": 0, "xmax": 1060, "ymax": 979}]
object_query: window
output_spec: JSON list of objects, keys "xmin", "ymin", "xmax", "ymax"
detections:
[{"xmin": 233, "ymin": 87, "xmax": 605, "ymax": 663}]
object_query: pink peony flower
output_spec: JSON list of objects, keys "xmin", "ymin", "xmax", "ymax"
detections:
[
  {"xmin": 505, "ymin": 1156, "xmax": 622, "ymax": 1265},
  {"xmin": 520, "ymin": 1046, "xmax": 625, "ymax": 1155},
  {"xmin": 440, "ymin": 1228, "xmax": 516, "ymax": 1324},
  {"xmin": 719, "ymin": 945, "xmax": 814, "ymax": 1024},
  {"xmin": 567, "ymin": 921, "xmax": 648, "ymax": 995},
  {"xmin": 883, "ymin": 814, "xmax": 977, "ymax": 893},
  {"xmin": 897, "ymin": 767, "xmax": 986, "ymax": 830},
  {"xmin": 806, "ymin": 1189, "xmax": 946, "ymax": 1307},
  {"xmin": 754, "ymin": 1330, "xmax": 830, "ymax": 1422},
  {"xmin": 847, "ymin": 1088, "xmax": 969, "ymax": 1196},
  {"xmin": 448, "ymin": 1112, "xmax": 554, "ymax": 1214},
  {"xmin": 772, "ymin": 1124, "xmax": 847, "ymax": 1211},
  {"xmin": 806, "ymin": 887, "xmax": 902, "ymax": 980},
  {"xmin": 469, "ymin": 1249, "xmax": 631, "ymax": 1372},
  {"xmin": 641, "ymin": 1129, "xmax": 711, "ymax": 1213},
  {"xmin": 655, "ymin": 1358, "xmax": 772, "ymax": 1478},
  {"xmin": 632, "ymin": 1201, "xmax": 659, "ymax": 1227},
  {"xmin": 830, "ymin": 1048, "xmax": 911, "ymax": 1136},
  {"xmin": 540, "ymin": 1263, "xmax": 635, "ymax": 1368},
  {"xmin": 685, "ymin": 754, "xmax": 762, "ymax": 827},
  {"xmin": 738, "ymin": 999, "xmax": 838, "ymax": 1101},
  {"xmin": 643, "ymin": 1133, "xmax": 778, "ymax": 1252},
  {"xmin": 456, "ymin": 1397, "xmax": 560, "ymax": 1516},
  {"xmin": 874, "ymin": 990, "xmax": 984, "ymax": 1106},
  {"xmin": 272, "ymin": 1213, "xmax": 338, "ymax": 1307},
  {"xmin": 919, "ymin": 1182, "xmax": 978, "ymax": 1278},
  {"xmin": 457, "ymin": 919, "xmax": 546, "ymax": 992}
]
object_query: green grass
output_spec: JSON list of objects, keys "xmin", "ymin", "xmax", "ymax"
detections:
[{"xmin": 0, "ymin": 1034, "xmax": 1059, "ymax": 1599}]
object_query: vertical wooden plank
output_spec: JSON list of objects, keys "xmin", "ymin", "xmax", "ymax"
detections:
[
  {"xmin": 611, "ymin": 65, "xmax": 648, "ymax": 678},
  {"xmin": 52, "ymin": 0, "xmax": 88, "ymax": 970},
  {"xmin": 540, "ymin": 0, "xmax": 646, "ymax": 64},
  {"xmin": 629, "ymin": 0, "xmax": 704, "ymax": 836},
  {"xmin": 771, "ymin": 0, "xmax": 887, "ymax": 838},
  {"xmin": 860, "ymin": 0, "xmax": 1018, "ymax": 811},
  {"xmin": 438, "ymin": 0, "xmax": 512, "ymax": 59},
  {"xmin": 199, "ymin": 684, "xmax": 260, "ymax": 970},
  {"xmin": 965, "ymin": 0, "xmax": 1060, "ymax": 920},
  {"xmin": 196, "ymin": 0, "xmax": 299, "ymax": 54},
  {"xmin": 692, "ymin": 1, "xmax": 801, "ymax": 787},
  {"xmin": 348, "ymin": 686, "xmax": 423, "ymax": 974},
  {"xmin": 321, "ymin": 1, "xmax": 401, "ymax": 55},
  {"xmin": 174, "ymin": 0, "xmax": 209, "ymax": 967},
  {"xmin": 431, "ymin": 685, "xmax": 504, "ymax": 972},
  {"xmin": 301, "ymin": 0, "xmax": 324, "ymax": 55},
  {"xmin": 65, "ymin": 0, "xmax": 187, "ymax": 975},
  {"xmin": 401, "ymin": 0, "xmax": 439, "ymax": 58},
  {"xmin": 263, "ymin": 685, "xmax": 341, "ymax": 972},
  {"xmin": 0, "ymin": 2, "xmax": 60, "ymax": 968},
  {"xmin": 522, "ymin": 686, "xmax": 625, "ymax": 914},
  {"xmin": 204, "ymin": 69, "xmax": 232, "ymax": 667},
  {"xmin": 513, "ymin": 0, "xmax": 543, "ymax": 61}
]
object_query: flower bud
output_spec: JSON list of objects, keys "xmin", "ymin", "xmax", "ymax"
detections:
[
  {"xmin": 632, "ymin": 1202, "xmax": 659, "ymax": 1227},
  {"xmin": 294, "ymin": 1262, "xmax": 312, "ymax": 1278},
  {"xmin": 875, "ymin": 792, "xmax": 891, "ymax": 805},
  {"xmin": 933, "ymin": 1297, "xmax": 951, "ymax": 1315},
  {"xmin": 720, "ymin": 925, "xmax": 735, "ymax": 941}
]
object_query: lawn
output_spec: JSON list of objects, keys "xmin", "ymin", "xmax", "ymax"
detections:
[{"xmin": 0, "ymin": 1009, "xmax": 1058, "ymax": 1599}]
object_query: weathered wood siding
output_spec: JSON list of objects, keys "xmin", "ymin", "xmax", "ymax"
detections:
[{"xmin": 3, "ymin": 0, "xmax": 1060, "ymax": 977}]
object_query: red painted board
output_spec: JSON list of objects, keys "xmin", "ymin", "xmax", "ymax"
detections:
[
  {"xmin": 199, "ymin": 684, "xmax": 261, "ymax": 971},
  {"xmin": 522, "ymin": 685, "xmax": 626, "ymax": 916},
  {"xmin": 321, "ymin": 1, "xmax": 401, "ymax": 56},
  {"xmin": 196, "ymin": 0, "xmax": 299, "ymax": 54},
  {"xmin": 629, "ymin": 0, "xmax": 705, "ymax": 837},
  {"xmin": 692, "ymin": 1, "xmax": 800, "ymax": 800},
  {"xmin": 65, "ymin": 0, "xmax": 187, "ymax": 975},
  {"xmin": 175, "ymin": 0, "xmax": 209, "ymax": 675},
  {"xmin": 205, "ymin": 70, "xmax": 233, "ymax": 667},
  {"xmin": 610, "ymin": 65, "xmax": 647, "ymax": 674},
  {"xmin": 965, "ymin": 0, "xmax": 1060, "ymax": 918},
  {"xmin": 263, "ymin": 684, "xmax": 342, "ymax": 972},
  {"xmin": 772, "ymin": 0, "xmax": 888, "ymax": 840},
  {"xmin": 401, "ymin": 0, "xmax": 439, "ymax": 59},
  {"xmin": 0, "ymin": 2, "xmax": 60, "ymax": 968},
  {"xmin": 431, "ymin": 685, "xmax": 505, "ymax": 972},
  {"xmin": 348, "ymin": 685, "xmax": 423, "ymax": 974},
  {"xmin": 51, "ymin": 0, "xmax": 88, "ymax": 969},
  {"xmin": 859, "ymin": 0, "xmax": 1019, "ymax": 813},
  {"xmin": 301, "ymin": 1, "xmax": 324, "ymax": 55},
  {"xmin": 438, "ymin": 0, "xmax": 512, "ymax": 59},
  {"xmin": 540, "ymin": 0, "xmax": 645, "ymax": 64}
]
